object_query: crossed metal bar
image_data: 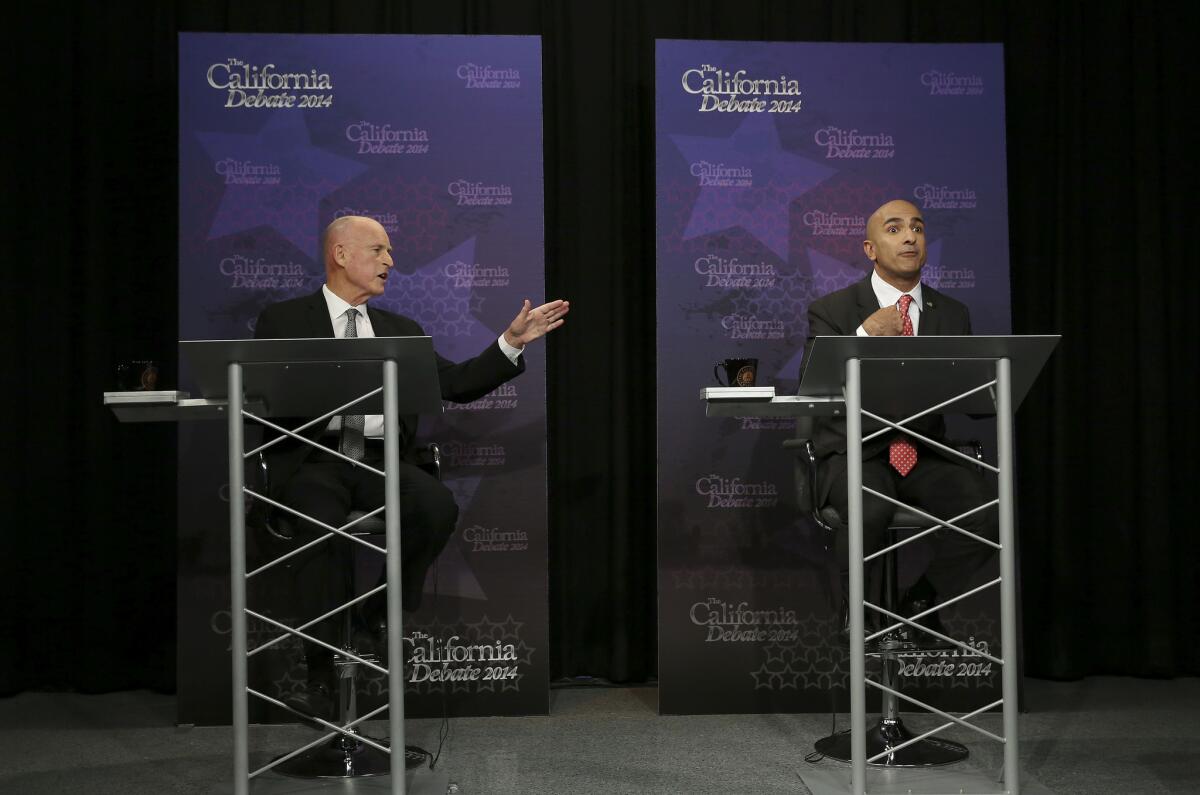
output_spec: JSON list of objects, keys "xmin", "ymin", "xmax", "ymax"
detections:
[
  {"xmin": 843, "ymin": 357, "xmax": 1019, "ymax": 795},
  {"xmin": 226, "ymin": 359, "xmax": 409, "ymax": 795}
]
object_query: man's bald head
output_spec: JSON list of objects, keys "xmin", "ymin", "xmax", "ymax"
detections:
[
  {"xmin": 323, "ymin": 216, "xmax": 376, "ymax": 271},
  {"xmin": 866, "ymin": 200, "xmax": 922, "ymax": 240},
  {"xmin": 862, "ymin": 199, "xmax": 926, "ymax": 291},
  {"xmin": 322, "ymin": 215, "xmax": 394, "ymax": 305}
]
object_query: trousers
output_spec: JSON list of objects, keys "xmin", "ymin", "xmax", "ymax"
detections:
[
  {"xmin": 270, "ymin": 441, "xmax": 458, "ymax": 677},
  {"xmin": 824, "ymin": 444, "xmax": 998, "ymax": 598}
]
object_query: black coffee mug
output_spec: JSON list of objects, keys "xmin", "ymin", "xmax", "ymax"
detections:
[
  {"xmin": 115, "ymin": 360, "xmax": 159, "ymax": 391},
  {"xmin": 714, "ymin": 358, "xmax": 758, "ymax": 387}
]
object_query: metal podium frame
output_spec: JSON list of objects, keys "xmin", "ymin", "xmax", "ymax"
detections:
[
  {"xmin": 706, "ymin": 334, "xmax": 1058, "ymax": 795},
  {"xmin": 182, "ymin": 336, "xmax": 445, "ymax": 795}
]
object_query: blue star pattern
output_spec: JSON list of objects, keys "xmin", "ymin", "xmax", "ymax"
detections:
[
  {"xmin": 196, "ymin": 110, "xmax": 367, "ymax": 257},
  {"xmin": 670, "ymin": 115, "xmax": 836, "ymax": 262},
  {"xmin": 374, "ymin": 237, "xmax": 500, "ymax": 362}
]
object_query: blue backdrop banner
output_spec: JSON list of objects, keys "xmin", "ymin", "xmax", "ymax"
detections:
[
  {"xmin": 178, "ymin": 33, "xmax": 546, "ymax": 723},
  {"xmin": 656, "ymin": 40, "xmax": 1011, "ymax": 714}
]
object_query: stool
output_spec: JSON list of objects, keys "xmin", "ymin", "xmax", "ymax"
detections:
[
  {"xmin": 255, "ymin": 444, "xmax": 442, "ymax": 778},
  {"xmin": 273, "ymin": 512, "xmax": 398, "ymax": 778},
  {"xmin": 785, "ymin": 426, "xmax": 975, "ymax": 767},
  {"xmin": 813, "ymin": 524, "xmax": 968, "ymax": 766}
]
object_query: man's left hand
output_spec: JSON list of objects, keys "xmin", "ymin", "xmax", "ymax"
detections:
[{"xmin": 503, "ymin": 299, "xmax": 570, "ymax": 348}]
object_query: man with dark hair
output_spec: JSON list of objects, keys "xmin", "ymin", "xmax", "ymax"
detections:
[
  {"xmin": 255, "ymin": 215, "xmax": 568, "ymax": 719},
  {"xmin": 802, "ymin": 199, "xmax": 996, "ymax": 645}
]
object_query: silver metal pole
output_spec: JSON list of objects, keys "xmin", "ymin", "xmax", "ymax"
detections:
[
  {"xmin": 383, "ymin": 359, "xmax": 406, "ymax": 795},
  {"xmin": 845, "ymin": 357, "xmax": 866, "ymax": 795},
  {"xmin": 227, "ymin": 361, "xmax": 249, "ymax": 795},
  {"xmin": 996, "ymin": 357, "xmax": 1020, "ymax": 794}
]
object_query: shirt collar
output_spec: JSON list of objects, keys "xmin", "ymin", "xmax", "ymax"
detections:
[
  {"xmin": 870, "ymin": 269, "xmax": 923, "ymax": 311},
  {"xmin": 321, "ymin": 284, "xmax": 364, "ymax": 324}
]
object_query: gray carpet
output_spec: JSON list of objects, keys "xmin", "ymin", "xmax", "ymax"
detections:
[{"xmin": 0, "ymin": 677, "xmax": 1196, "ymax": 794}]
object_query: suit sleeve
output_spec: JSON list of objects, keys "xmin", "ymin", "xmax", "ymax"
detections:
[
  {"xmin": 434, "ymin": 341, "xmax": 524, "ymax": 403},
  {"xmin": 374, "ymin": 310, "xmax": 523, "ymax": 403}
]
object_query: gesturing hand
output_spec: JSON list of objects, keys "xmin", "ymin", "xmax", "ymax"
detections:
[
  {"xmin": 862, "ymin": 305, "xmax": 905, "ymax": 336},
  {"xmin": 503, "ymin": 299, "xmax": 570, "ymax": 348}
]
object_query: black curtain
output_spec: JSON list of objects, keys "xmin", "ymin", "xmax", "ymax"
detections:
[{"xmin": 3, "ymin": 0, "xmax": 1194, "ymax": 697}]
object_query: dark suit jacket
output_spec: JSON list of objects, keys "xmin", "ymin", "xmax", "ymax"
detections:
[
  {"xmin": 253, "ymin": 289, "xmax": 524, "ymax": 496},
  {"xmin": 800, "ymin": 274, "xmax": 972, "ymax": 502}
]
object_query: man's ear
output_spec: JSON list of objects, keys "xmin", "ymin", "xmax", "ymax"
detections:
[
  {"xmin": 332, "ymin": 242, "xmax": 347, "ymax": 268},
  {"xmin": 862, "ymin": 239, "xmax": 877, "ymax": 262}
]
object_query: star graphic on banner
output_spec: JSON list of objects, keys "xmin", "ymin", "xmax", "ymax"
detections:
[
  {"xmin": 501, "ymin": 672, "xmax": 524, "ymax": 693},
  {"xmin": 798, "ymin": 613, "xmax": 829, "ymax": 644},
  {"xmin": 670, "ymin": 114, "xmax": 836, "ymax": 261},
  {"xmin": 466, "ymin": 614, "xmax": 507, "ymax": 642},
  {"xmin": 727, "ymin": 268, "xmax": 810, "ymax": 337},
  {"xmin": 514, "ymin": 639, "xmax": 536, "ymax": 666},
  {"xmin": 777, "ymin": 667, "xmax": 800, "ymax": 689},
  {"xmin": 750, "ymin": 664, "xmax": 776, "ymax": 690},
  {"xmin": 498, "ymin": 615, "xmax": 524, "ymax": 640},
  {"xmin": 272, "ymin": 667, "xmax": 306, "ymax": 701},
  {"xmin": 763, "ymin": 644, "xmax": 788, "ymax": 665},
  {"xmin": 196, "ymin": 110, "xmax": 367, "ymax": 257},
  {"xmin": 375, "ymin": 237, "xmax": 499, "ymax": 360},
  {"xmin": 802, "ymin": 643, "xmax": 845, "ymax": 691}
]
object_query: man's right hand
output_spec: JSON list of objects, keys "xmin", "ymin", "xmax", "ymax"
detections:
[{"xmin": 862, "ymin": 305, "xmax": 906, "ymax": 336}]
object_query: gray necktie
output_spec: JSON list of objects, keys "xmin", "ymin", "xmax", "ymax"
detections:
[{"xmin": 339, "ymin": 308, "xmax": 365, "ymax": 461}]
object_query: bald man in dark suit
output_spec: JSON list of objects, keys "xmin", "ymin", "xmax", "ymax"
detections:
[
  {"xmin": 255, "ymin": 215, "xmax": 568, "ymax": 720},
  {"xmin": 802, "ymin": 200, "xmax": 996, "ymax": 644}
]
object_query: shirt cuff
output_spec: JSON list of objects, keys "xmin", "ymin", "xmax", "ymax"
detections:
[
  {"xmin": 497, "ymin": 334, "xmax": 524, "ymax": 365},
  {"xmin": 855, "ymin": 324, "xmax": 868, "ymax": 337}
]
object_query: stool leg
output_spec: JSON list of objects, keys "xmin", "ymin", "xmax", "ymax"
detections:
[
  {"xmin": 814, "ymin": 533, "xmax": 969, "ymax": 767},
  {"xmin": 271, "ymin": 611, "xmax": 392, "ymax": 778}
]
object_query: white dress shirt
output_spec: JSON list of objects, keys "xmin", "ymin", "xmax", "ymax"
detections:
[
  {"xmin": 855, "ymin": 270, "xmax": 923, "ymax": 336},
  {"xmin": 320, "ymin": 284, "xmax": 523, "ymax": 438}
]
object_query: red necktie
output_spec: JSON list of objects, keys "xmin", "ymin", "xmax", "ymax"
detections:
[{"xmin": 889, "ymin": 294, "xmax": 918, "ymax": 476}]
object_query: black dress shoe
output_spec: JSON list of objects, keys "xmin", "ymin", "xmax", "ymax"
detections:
[
  {"xmin": 838, "ymin": 579, "xmax": 902, "ymax": 653},
  {"xmin": 283, "ymin": 679, "xmax": 335, "ymax": 729}
]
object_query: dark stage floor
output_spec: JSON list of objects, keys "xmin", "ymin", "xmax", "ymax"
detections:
[{"xmin": 0, "ymin": 677, "xmax": 1196, "ymax": 793}]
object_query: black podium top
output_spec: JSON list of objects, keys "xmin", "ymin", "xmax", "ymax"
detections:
[
  {"xmin": 180, "ymin": 336, "xmax": 444, "ymax": 417},
  {"xmin": 798, "ymin": 335, "xmax": 1060, "ymax": 415}
]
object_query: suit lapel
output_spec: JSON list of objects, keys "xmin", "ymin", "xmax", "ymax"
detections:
[
  {"xmin": 919, "ymin": 283, "xmax": 939, "ymax": 336},
  {"xmin": 306, "ymin": 289, "xmax": 336, "ymax": 338},
  {"xmin": 366, "ymin": 305, "xmax": 392, "ymax": 336},
  {"xmin": 853, "ymin": 275, "xmax": 878, "ymax": 327}
]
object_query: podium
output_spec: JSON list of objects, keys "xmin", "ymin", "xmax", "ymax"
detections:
[
  {"xmin": 705, "ymin": 334, "xmax": 1058, "ymax": 795},
  {"xmin": 180, "ymin": 336, "xmax": 445, "ymax": 795}
]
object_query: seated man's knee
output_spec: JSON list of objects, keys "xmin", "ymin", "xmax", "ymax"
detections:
[{"xmin": 856, "ymin": 489, "xmax": 900, "ymax": 536}]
